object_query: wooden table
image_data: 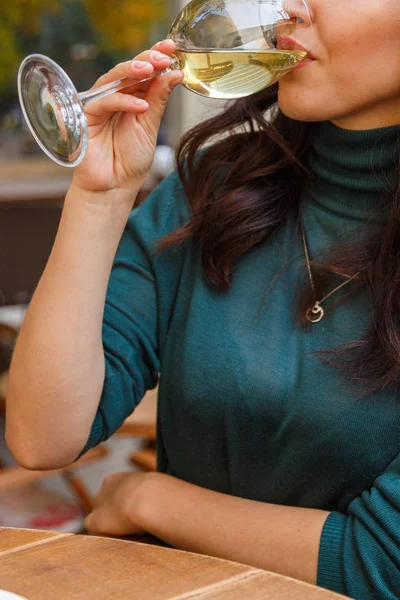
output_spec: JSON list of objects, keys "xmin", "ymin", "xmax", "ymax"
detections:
[{"xmin": 0, "ymin": 527, "xmax": 351, "ymax": 599}]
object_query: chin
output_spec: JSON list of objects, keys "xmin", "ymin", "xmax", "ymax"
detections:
[
  {"xmin": 277, "ymin": 93, "xmax": 327, "ymax": 123},
  {"xmin": 277, "ymin": 75, "xmax": 328, "ymax": 123},
  {"xmin": 279, "ymin": 102, "xmax": 332, "ymax": 123}
]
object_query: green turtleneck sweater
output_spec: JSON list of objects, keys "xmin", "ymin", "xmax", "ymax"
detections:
[{"xmin": 81, "ymin": 121, "xmax": 400, "ymax": 600}]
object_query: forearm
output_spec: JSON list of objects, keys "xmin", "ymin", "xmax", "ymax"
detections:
[
  {"xmin": 6, "ymin": 184, "xmax": 137, "ymax": 468},
  {"xmin": 139, "ymin": 474, "xmax": 329, "ymax": 584}
]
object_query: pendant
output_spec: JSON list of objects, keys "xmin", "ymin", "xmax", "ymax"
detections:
[{"xmin": 306, "ymin": 303, "xmax": 324, "ymax": 323}]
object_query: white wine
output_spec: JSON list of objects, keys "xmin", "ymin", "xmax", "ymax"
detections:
[
  {"xmin": 172, "ymin": 49, "xmax": 306, "ymax": 99},
  {"xmin": 18, "ymin": 0, "xmax": 314, "ymax": 166}
]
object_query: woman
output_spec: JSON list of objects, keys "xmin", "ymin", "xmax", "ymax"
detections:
[{"xmin": 6, "ymin": 1, "xmax": 400, "ymax": 598}]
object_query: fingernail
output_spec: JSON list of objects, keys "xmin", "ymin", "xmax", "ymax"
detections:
[
  {"xmin": 132, "ymin": 60, "xmax": 149, "ymax": 69},
  {"xmin": 169, "ymin": 73, "xmax": 183, "ymax": 90},
  {"xmin": 133, "ymin": 98, "xmax": 147, "ymax": 106},
  {"xmin": 152, "ymin": 51, "xmax": 167, "ymax": 61}
]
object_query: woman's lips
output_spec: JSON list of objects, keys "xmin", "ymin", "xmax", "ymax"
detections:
[
  {"xmin": 291, "ymin": 57, "xmax": 315, "ymax": 71},
  {"xmin": 277, "ymin": 35, "xmax": 316, "ymax": 72},
  {"xmin": 278, "ymin": 35, "xmax": 314, "ymax": 59}
]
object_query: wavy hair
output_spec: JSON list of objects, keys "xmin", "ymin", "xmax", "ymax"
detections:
[{"xmin": 159, "ymin": 84, "xmax": 400, "ymax": 393}]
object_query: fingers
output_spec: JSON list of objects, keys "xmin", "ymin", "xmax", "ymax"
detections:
[
  {"xmin": 151, "ymin": 38, "xmax": 177, "ymax": 53},
  {"xmin": 85, "ymin": 38, "xmax": 183, "ymax": 132},
  {"xmin": 93, "ymin": 39, "xmax": 176, "ymax": 90},
  {"xmin": 139, "ymin": 69, "xmax": 184, "ymax": 130},
  {"xmin": 136, "ymin": 38, "xmax": 177, "ymax": 63},
  {"xmin": 93, "ymin": 60, "xmax": 154, "ymax": 91},
  {"xmin": 84, "ymin": 511, "xmax": 101, "ymax": 535},
  {"xmin": 85, "ymin": 91, "xmax": 149, "ymax": 118}
]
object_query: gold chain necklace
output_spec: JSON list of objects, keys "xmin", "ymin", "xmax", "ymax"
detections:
[{"xmin": 300, "ymin": 220, "xmax": 361, "ymax": 324}]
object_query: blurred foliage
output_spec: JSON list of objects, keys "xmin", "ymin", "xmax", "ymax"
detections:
[
  {"xmin": 1, "ymin": 0, "xmax": 59, "ymax": 33},
  {"xmin": 0, "ymin": 0, "xmax": 168, "ymax": 94},
  {"xmin": 0, "ymin": 0, "xmax": 59, "ymax": 91},
  {"xmin": 85, "ymin": 0, "xmax": 167, "ymax": 52},
  {"xmin": 0, "ymin": 22, "xmax": 21, "ymax": 91}
]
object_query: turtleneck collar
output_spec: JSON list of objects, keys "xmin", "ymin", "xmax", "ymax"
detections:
[{"xmin": 305, "ymin": 121, "xmax": 400, "ymax": 220}]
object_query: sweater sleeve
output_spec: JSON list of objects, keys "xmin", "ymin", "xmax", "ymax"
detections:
[
  {"xmin": 79, "ymin": 171, "xmax": 189, "ymax": 455},
  {"xmin": 318, "ymin": 452, "xmax": 400, "ymax": 600}
]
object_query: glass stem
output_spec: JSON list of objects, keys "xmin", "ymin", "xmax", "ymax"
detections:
[{"xmin": 78, "ymin": 66, "xmax": 174, "ymax": 106}]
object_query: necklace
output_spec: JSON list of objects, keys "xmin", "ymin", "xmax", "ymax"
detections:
[{"xmin": 300, "ymin": 220, "xmax": 361, "ymax": 324}]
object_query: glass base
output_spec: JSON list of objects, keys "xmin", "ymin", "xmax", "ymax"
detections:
[{"xmin": 18, "ymin": 54, "xmax": 88, "ymax": 167}]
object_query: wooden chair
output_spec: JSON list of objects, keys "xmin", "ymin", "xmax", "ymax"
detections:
[
  {"xmin": 117, "ymin": 388, "xmax": 158, "ymax": 472},
  {"xmin": 0, "ymin": 323, "xmax": 108, "ymax": 514}
]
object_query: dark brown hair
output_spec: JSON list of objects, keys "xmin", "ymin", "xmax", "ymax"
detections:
[{"xmin": 159, "ymin": 83, "xmax": 400, "ymax": 393}]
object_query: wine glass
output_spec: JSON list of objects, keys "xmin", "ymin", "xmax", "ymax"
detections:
[{"xmin": 17, "ymin": 0, "xmax": 313, "ymax": 167}]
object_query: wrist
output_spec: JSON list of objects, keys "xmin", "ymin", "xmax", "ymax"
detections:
[
  {"xmin": 55, "ymin": 185, "xmax": 134, "ymax": 268},
  {"xmin": 131, "ymin": 472, "xmax": 167, "ymax": 532},
  {"xmin": 67, "ymin": 180, "xmax": 141, "ymax": 213},
  {"xmin": 64, "ymin": 184, "xmax": 137, "ymax": 237}
]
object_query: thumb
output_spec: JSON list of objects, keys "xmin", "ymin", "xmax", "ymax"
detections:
[{"xmin": 140, "ymin": 69, "xmax": 184, "ymax": 133}]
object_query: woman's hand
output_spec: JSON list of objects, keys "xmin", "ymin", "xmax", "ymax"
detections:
[
  {"xmin": 72, "ymin": 39, "xmax": 183, "ymax": 198},
  {"xmin": 84, "ymin": 471, "xmax": 153, "ymax": 536}
]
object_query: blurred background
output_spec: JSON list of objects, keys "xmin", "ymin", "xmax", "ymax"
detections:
[{"xmin": 0, "ymin": 0, "xmax": 221, "ymax": 534}]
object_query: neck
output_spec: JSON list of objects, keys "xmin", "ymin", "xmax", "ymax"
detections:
[
  {"xmin": 331, "ymin": 103, "xmax": 400, "ymax": 131},
  {"xmin": 305, "ymin": 121, "xmax": 400, "ymax": 220}
]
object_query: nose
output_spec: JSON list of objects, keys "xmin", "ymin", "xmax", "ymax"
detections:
[{"xmin": 283, "ymin": 0, "xmax": 313, "ymax": 26}]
